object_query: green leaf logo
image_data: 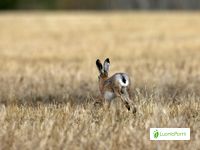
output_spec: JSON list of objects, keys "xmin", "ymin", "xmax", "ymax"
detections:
[{"xmin": 153, "ymin": 130, "xmax": 159, "ymax": 139}]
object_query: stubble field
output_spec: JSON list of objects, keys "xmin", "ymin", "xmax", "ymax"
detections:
[{"xmin": 0, "ymin": 12, "xmax": 199, "ymax": 150}]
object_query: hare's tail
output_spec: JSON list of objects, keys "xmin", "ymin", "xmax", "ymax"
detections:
[{"xmin": 116, "ymin": 74, "xmax": 129, "ymax": 87}]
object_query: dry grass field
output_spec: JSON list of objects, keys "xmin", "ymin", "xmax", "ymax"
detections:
[{"xmin": 0, "ymin": 11, "xmax": 199, "ymax": 150}]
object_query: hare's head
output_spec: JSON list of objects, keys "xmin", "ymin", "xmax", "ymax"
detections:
[{"xmin": 96, "ymin": 58, "xmax": 110, "ymax": 80}]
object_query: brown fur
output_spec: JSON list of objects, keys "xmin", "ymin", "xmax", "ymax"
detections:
[{"xmin": 96, "ymin": 58, "xmax": 135, "ymax": 112}]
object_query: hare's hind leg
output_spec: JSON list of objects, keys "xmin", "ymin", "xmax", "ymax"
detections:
[
  {"xmin": 120, "ymin": 87, "xmax": 136, "ymax": 113},
  {"xmin": 120, "ymin": 94, "xmax": 131, "ymax": 111},
  {"xmin": 113, "ymin": 86, "xmax": 131, "ymax": 111}
]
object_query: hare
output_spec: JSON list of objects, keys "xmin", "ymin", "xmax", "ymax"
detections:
[{"xmin": 96, "ymin": 58, "xmax": 134, "ymax": 111}]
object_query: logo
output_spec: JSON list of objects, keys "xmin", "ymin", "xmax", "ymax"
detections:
[
  {"xmin": 150, "ymin": 128, "xmax": 190, "ymax": 140},
  {"xmin": 153, "ymin": 130, "xmax": 159, "ymax": 139}
]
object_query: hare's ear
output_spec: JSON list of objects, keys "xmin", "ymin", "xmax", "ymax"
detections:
[
  {"xmin": 96, "ymin": 59, "xmax": 103, "ymax": 74},
  {"xmin": 103, "ymin": 58, "xmax": 110, "ymax": 73}
]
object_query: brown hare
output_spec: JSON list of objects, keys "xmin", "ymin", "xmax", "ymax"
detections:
[{"xmin": 96, "ymin": 58, "xmax": 134, "ymax": 111}]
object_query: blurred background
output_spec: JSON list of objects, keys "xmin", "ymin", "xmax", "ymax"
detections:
[{"xmin": 1, "ymin": 0, "xmax": 200, "ymax": 10}]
